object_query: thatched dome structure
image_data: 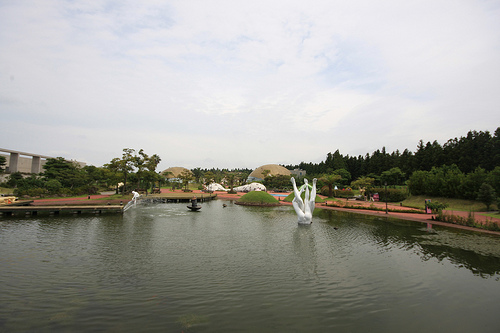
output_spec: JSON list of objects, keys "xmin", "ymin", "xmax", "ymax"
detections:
[
  {"xmin": 247, "ymin": 164, "xmax": 291, "ymax": 182},
  {"xmin": 161, "ymin": 167, "xmax": 193, "ymax": 179}
]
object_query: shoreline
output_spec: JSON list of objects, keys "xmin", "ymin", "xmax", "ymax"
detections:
[{"xmin": 25, "ymin": 189, "xmax": 500, "ymax": 236}]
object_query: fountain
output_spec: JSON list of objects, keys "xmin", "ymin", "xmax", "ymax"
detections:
[
  {"xmin": 291, "ymin": 177, "xmax": 317, "ymax": 224},
  {"xmin": 187, "ymin": 196, "xmax": 201, "ymax": 211},
  {"xmin": 123, "ymin": 190, "xmax": 141, "ymax": 212}
]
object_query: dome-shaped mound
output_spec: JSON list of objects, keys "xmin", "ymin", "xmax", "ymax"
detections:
[
  {"xmin": 161, "ymin": 167, "xmax": 193, "ymax": 178},
  {"xmin": 248, "ymin": 164, "xmax": 291, "ymax": 181},
  {"xmin": 235, "ymin": 191, "xmax": 280, "ymax": 206}
]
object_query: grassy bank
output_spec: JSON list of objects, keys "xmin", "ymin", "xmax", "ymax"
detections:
[{"xmin": 402, "ymin": 195, "xmax": 497, "ymax": 212}]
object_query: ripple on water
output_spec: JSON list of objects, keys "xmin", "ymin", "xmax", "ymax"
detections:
[{"xmin": 1, "ymin": 203, "xmax": 499, "ymax": 332}]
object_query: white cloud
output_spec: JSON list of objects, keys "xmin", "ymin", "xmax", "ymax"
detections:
[{"xmin": 1, "ymin": 0, "xmax": 499, "ymax": 169}]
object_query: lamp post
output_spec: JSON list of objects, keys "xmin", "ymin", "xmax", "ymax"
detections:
[{"xmin": 385, "ymin": 182, "xmax": 388, "ymax": 214}]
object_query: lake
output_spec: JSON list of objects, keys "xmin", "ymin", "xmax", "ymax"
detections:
[{"xmin": 1, "ymin": 200, "xmax": 499, "ymax": 332}]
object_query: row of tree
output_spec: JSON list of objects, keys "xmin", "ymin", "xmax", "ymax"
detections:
[
  {"xmin": 1, "ymin": 128, "xmax": 498, "ymax": 204},
  {"xmin": 287, "ymin": 128, "xmax": 500, "ymax": 181},
  {"xmin": 408, "ymin": 165, "xmax": 500, "ymax": 201}
]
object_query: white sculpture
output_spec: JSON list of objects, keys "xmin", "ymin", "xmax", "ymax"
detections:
[
  {"xmin": 233, "ymin": 183, "xmax": 267, "ymax": 192},
  {"xmin": 131, "ymin": 190, "xmax": 141, "ymax": 204},
  {"xmin": 206, "ymin": 183, "xmax": 229, "ymax": 192},
  {"xmin": 291, "ymin": 177, "xmax": 317, "ymax": 224}
]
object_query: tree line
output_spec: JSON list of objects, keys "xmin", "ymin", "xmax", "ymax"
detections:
[
  {"xmin": 287, "ymin": 128, "xmax": 500, "ymax": 181},
  {"xmin": 1, "ymin": 128, "xmax": 498, "ymax": 204}
]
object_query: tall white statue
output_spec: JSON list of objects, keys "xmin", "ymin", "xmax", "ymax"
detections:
[{"xmin": 291, "ymin": 177, "xmax": 317, "ymax": 224}]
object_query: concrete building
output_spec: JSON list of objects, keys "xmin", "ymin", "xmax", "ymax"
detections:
[
  {"xmin": 0, "ymin": 148, "xmax": 86, "ymax": 181},
  {"xmin": 290, "ymin": 168, "xmax": 307, "ymax": 177}
]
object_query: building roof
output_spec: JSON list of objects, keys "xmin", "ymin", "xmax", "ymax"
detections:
[
  {"xmin": 248, "ymin": 164, "xmax": 291, "ymax": 180},
  {"xmin": 161, "ymin": 167, "xmax": 193, "ymax": 178}
]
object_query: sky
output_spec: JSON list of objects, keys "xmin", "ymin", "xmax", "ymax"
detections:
[{"xmin": 1, "ymin": 0, "xmax": 499, "ymax": 171}]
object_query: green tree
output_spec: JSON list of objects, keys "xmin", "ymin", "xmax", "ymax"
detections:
[
  {"xmin": 0, "ymin": 155, "xmax": 6, "ymax": 173},
  {"xmin": 319, "ymin": 173, "xmax": 342, "ymax": 198},
  {"xmin": 477, "ymin": 183, "xmax": 496, "ymax": 211},
  {"xmin": 204, "ymin": 171, "xmax": 215, "ymax": 186},
  {"xmin": 43, "ymin": 157, "xmax": 85, "ymax": 189},
  {"xmin": 263, "ymin": 174, "xmax": 290, "ymax": 190},
  {"xmin": 178, "ymin": 170, "xmax": 194, "ymax": 191},
  {"xmin": 333, "ymin": 168, "xmax": 351, "ymax": 186},
  {"xmin": 104, "ymin": 149, "xmax": 135, "ymax": 193},
  {"xmin": 462, "ymin": 167, "xmax": 488, "ymax": 199},
  {"xmin": 351, "ymin": 176, "xmax": 375, "ymax": 194},
  {"xmin": 226, "ymin": 173, "xmax": 237, "ymax": 193},
  {"xmin": 487, "ymin": 166, "xmax": 500, "ymax": 197},
  {"xmin": 45, "ymin": 179, "xmax": 62, "ymax": 195},
  {"xmin": 380, "ymin": 167, "xmax": 405, "ymax": 186},
  {"xmin": 191, "ymin": 168, "xmax": 204, "ymax": 184},
  {"xmin": 6, "ymin": 172, "xmax": 23, "ymax": 187}
]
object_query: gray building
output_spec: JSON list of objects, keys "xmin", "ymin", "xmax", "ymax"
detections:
[{"xmin": 0, "ymin": 148, "xmax": 86, "ymax": 181}]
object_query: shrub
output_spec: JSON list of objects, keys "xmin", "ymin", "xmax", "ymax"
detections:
[
  {"xmin": 370, "ymin": 187, "xmax": 408, "ymax": 202},
  {"xmin": 334, "ymin": 189, "xmax": 354, "ymax": 198},
  {"xmin": 426, "ymin": 201, "xmax": 449, "ymax": 213},
  {"xmin": 45, "ymin": 179, "xmax": 62, "ymax": 195}
]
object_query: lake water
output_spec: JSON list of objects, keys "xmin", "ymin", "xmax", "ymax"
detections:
[{"xmin": 1, "ymin": 200, "xmax": 499, "ymax": 332}]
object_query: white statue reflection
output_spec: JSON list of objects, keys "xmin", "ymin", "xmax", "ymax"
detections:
[{"xmin": 291, "ymin": 177, "xmax": 317, "ymax": 224}]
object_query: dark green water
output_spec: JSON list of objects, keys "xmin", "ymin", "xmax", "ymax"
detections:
[{"xmin": 1, "ymin": 200, "xmax": 499, "ymax": 332}]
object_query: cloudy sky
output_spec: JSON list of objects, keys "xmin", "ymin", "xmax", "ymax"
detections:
[{"xmin": 1, "ymin": 0, "xmax": 499, "ymax": 171}]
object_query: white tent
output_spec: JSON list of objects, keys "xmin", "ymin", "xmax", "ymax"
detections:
[
  {"xmin": 233, "ymin": 182, "xmax": 267, "ymax": 192},
  {"xmin": 206, "ymin": 183, "xmax": 229, "ymax": 191}
]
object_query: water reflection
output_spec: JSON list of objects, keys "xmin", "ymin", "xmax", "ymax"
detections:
[
  {"xmin": 317, "ymin": 209, "xmax": 500, "ymax": 277},
  {"xmin": 292, "ymin": 225, "xmax": 318, "ymax": 279},
  {"xmin": 1, "ymin": 203, "xmax": 499, "ymax": 332}
]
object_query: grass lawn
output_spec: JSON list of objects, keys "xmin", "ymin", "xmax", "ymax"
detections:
[
  {"xmin": 402, "ymin": 195, "xmax": 496, "ymax": 212},
  {"xmin": 0, "ymin": 187, "xmax": 13, "ymax": 195},
  {"xmin": 480, "ymin": 211, "xmax": 500, "ymax": 219}
]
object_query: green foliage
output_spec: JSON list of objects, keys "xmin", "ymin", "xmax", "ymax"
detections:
[
  {"xmin": 319, "ymin": 174, "xmax": 342, "ymax": 197},
  {"xmin": 486, "ymin": 166, "xmax": 500, "ymax": 198},
  {"xmin": 178, "ymin": 169, "xmax": 194, "ymax": 190},
  {"xmin": 263, "ymin": 174, "xmax": 290, "ymax": 190},
  {"xmin": 6, "ymin": 172, "xmax": 24, "ymax": 187},
  {"xmin": 333, "ymin": 188, "xmax": 354, "ymax": 198},
  {"xmin": 380, "ymin": 167, "xmax": 405, "ymax": 185},
  {"xmin": 435, "ymin": 211, "xmax": 500, "ymax": 231},
  {"xmin": 332, "ymin": 168, "xmax": 351, "ymax": 186},
  {"xmin": 371, "ymin": 187, "xmax": 409, "ymax": 202},
  {"xmin": 351, "ymin": 176, "xmax": 375, "ymax": 190},
  {"xmin": 426, "ymin": 201, "xmax": 448, "ymax": 213},
  {"xmin": 45, "ymin": 179, "xmax": 62, "ymax": 195},
  {"xmin": 43, "ymin": 157, "xmax": 86, "ymax": 188},
  {"xmin": 476, "ymin": 183, "xmax": 496, "ymax": 211},
  {"xmin": 402, "ymin": 195, "xmax": 491, "ymax": 212},
  {"xmin": 0, "ymin": 155, "xmax": 6, "ymax": 173},
  {"xmin": 408, "ymin": 165, "xmax": 500, "ymax": 201},
  {"xmin": 287, "ymin": 127, "xmax": 500, "ymax": 184}
]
